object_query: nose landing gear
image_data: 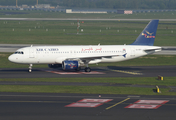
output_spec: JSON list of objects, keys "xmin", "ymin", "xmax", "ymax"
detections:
[{"xmin": 29, "ymin": 64, "xmax": 33, "ymax": 73}]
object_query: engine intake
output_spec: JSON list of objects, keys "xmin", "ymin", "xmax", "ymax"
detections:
[{"xmin": 62, "ymin": 60, "xmax": 80, "ymax": 70}]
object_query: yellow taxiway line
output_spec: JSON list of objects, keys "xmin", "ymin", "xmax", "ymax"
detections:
[{"xmin": 106, "ymin": 98, "xmax": 130, "ymax": 110}]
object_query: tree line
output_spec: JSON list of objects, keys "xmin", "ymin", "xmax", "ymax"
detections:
[{"xmin": 1, "ymin": 0, "xmax": 176, "ymax": 9}]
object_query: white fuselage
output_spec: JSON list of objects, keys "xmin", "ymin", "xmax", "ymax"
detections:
[{"xmin": 8, "ymin": 45, "xmax": 161, "ymax": 65}]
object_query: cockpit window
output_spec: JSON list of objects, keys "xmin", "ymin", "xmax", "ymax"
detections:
[{"xmin": 14, "ymin": 51, "xmax": 24, "ymax": 54}]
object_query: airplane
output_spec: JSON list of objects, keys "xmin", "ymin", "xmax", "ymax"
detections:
[{"xmin": 8, "ymin": 20, "xmax": 161, "ymax": 73}]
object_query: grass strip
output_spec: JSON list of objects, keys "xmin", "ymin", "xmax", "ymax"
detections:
[
  {"xmin": 0, "ymin": 20, "xmax": 176, "ymax": 46},
  {"xmin": 0, "ymin": 77, "xmax": 176, "ymax": 86},
  {"xmin": 0, "ymin": 85, "xmax": 173, "ymax": 96}
]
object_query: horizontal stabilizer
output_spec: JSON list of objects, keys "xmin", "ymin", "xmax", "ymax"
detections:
[{"xmin": 144, "ymin": 47, "xmax": 162, "ymax": 53}]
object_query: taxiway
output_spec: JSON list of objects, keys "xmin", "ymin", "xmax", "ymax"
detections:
[
  {"xmin": 0, "ymin": 66, "xmax": 176, "ymax": 78},
  {"xmin": 0, "ymin": 92, "xmax": 176, "ymax": 120}
]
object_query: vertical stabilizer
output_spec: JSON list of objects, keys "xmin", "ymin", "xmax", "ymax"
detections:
[{"xmin": 131, "ymin": 20, "xmax": 159, "ymax": 46}]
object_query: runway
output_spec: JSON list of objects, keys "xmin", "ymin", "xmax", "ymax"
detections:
[
  {"xmin": 0, "ymin": 92, "xmax": 176, "ymax": 120},
  {"xmin": 0, "ymin": 65, "xmax": 176, "ymax": 78}
]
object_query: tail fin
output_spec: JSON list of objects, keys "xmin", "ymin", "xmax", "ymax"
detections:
[{"xmin": 131, "ymin": 20, "xmax": 159, "ymax": 46}]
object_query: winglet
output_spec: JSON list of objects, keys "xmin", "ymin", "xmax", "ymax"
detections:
[{"xmin": 131, "ymin": 20, "xmax": 159, "ymax": 46}]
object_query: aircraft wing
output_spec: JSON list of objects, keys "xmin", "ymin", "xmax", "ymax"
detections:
[{"xmin": 65, "ymin": 53, "xmax": 127, "ymax": 61}]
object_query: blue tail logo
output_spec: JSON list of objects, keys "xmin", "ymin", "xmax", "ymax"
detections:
[
  {"xmin": 142, "ymin": 30, "xmax": 155, "ymax": 38},
  {"xmin": 131, "ymin": 20, "xmax": 159, "ymax": 46}
]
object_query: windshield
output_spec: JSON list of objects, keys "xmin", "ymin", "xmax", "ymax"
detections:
[{"xmin": 14, "ymin": 51, "xmax": 24, "ymax": 54}]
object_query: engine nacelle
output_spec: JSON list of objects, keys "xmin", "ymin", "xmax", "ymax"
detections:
[
  {"xmin": 48, "ymin": 64, "xmax": 62, "ymax": 68},
  {"xmin": 62, "ymin": 60, "xmax": 80, "ymax": 70}
]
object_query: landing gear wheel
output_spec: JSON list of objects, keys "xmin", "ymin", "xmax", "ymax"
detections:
[
  {"xmin": 29, "ymin": 64, "xmax": 33, "ymax": 73},
  {"xmin": 85, "ymin": 67, "xmax": 91, "ymax": 72}
]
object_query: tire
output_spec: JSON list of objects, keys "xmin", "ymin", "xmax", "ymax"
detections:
[{"xmin": 85, "ymin": 67, "xmax": 91, "ymax": 72}]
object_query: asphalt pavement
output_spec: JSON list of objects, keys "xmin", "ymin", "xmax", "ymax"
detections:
[
  {"xmin": 0, "ymin": 66, "xmax": 176, "ymax": 78},
  {"xmin": 0, "ymin": 92, "xmax": 176, "ymax": 120}
]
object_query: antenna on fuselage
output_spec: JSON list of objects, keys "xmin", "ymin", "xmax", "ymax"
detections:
[
  {"xmin": 31, "ymin": 45, "xmax": 33, "ymax": 47},
  {"xmin": 98, "ymin": 43, "xmax": 100, "ymax": 46}
]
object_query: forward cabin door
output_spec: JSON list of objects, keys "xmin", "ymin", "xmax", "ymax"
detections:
[{"xmin": 29, "ymin": 48, "xmax": 35, "ymax": 58}]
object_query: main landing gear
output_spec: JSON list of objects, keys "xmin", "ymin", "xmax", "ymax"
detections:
[
  {"xmin": 85, "ymin": 67, "xmax": 91, "ymax": 72},
  {"xmin": 29, "ymin": 64, "xmax": 33, "ymax": 73},
  {"xmin": 84, "ymin": 64, "xmax": 91, "ymax": 72}
]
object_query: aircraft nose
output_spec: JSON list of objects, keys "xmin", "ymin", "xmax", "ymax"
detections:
[
  {"xmin": 8, "ymin": 55, "xmax": 13, "ymax": 62},
  {"xmin": 8, "ymin": 55, "xmax": 17, "ymax": 63}
]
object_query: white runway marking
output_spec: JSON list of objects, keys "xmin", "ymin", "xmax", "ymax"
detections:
[
  {"xmin": 125, "ymin": 100, "xmax": 169, "ymax": 109},
  {"xmin": 65, "ymin": 98, "xmax": 113, "ymax": 108}
]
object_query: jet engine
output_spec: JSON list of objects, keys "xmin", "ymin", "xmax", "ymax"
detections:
[
  {"xmin": 62, "ymin": 60, "xmax": 80, "ymax": 70},
  {"xmin": 48, "ymin": 64, "xmax": 62, "ymax": 68}
]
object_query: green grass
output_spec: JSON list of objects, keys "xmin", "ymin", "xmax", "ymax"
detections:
[
  {"xmin": 0, "ymin": 77, "xmax": 176, "ymax": 86},
  {"xmin": 0, "ymin": 77, "xmax": 175, "ymax": 95},
  {"xmin": 0, "ymin": 20, "xmax": 176, "ymax": 46},
  {"xmin": 0, "ymin": 85, "xmax": 173, "ymax": 96}
]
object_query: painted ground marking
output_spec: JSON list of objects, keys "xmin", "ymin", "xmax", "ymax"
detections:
[
  {"xmin": 43, "ymin": 69, "xmax": 105, "ymax": 75},
  {"xmin": 106, "ymin": 98, "xmax": 130, "ymax": 110},
  {"xmin": 134, "ymin": 100, "xmax": 169, "ymax": 104},
  {"xmin": 102, "ymin": 68, "xmax": 142, "ymax": 75},
  {"xmin": 125, "ymin": 100, "xmax": 169, "ymax": 109},
  {"xmin": 125, "ymin": 104, "xmax": 161, "ymax": 109},
  {"xmin": 65, "ymin": 102, "xmax": 103, "ymax": 108},
  {"xmin": 65, "ymin": 98, "xmax": 113, "ymax": 108},
  {"xmin": 77, "ymin": 99, "xmax": 113, "ymax": 103}
]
